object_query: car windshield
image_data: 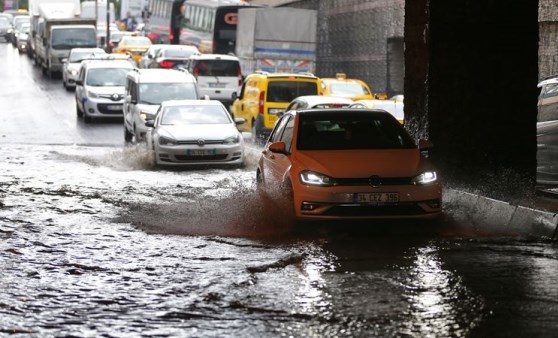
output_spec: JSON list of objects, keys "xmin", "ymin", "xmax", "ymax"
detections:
[
  {"xmin": 267, "ymin": 81, "xmax": 318, "ymax": 103},
  {"xmin": 297, "ymin": 112, "xmax": 416, "ymax": 150},
  {"xmin": 52, "ymin": 28, "xmax": 97, "ymax": 49},
  {"xmin": 330, "ymin": 83, "xmax": 370, "ymax": 95},
  {"xmin": 193, "ymin": 60, "xmax": 239, "ymax": 77},
  {"xmin": 86, "ymin": 68, "xmax": 131, "ymax": 86},
  {"xmin": 122, "ymin": 38, "xmax": 151, "ymax": 46},
  {"xmin": 160, "ymin": 105, "xmax": 231, "ymax": 125},
  {"xmin": 0, "ymin": 19, "xmax": 10, "ymax": 28},
  {"xmin": 139, "ymin": 83, "xmax": 198, "ymax": 104}
]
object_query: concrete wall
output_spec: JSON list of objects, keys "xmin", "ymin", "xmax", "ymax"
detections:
[
  {"xmin": 279, "ymin": 0, "xmax": 405, "ymax": 97},
  {"xmin": 405, "ymin": 0, "xmax": 539, "ymax": 198},
  {"xmin": 539, "ymin": 0, "xmax": 558, "ymax": 80}
]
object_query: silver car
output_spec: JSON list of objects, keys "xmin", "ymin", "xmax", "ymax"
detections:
[
  {"xmin": 146, "ymin": 100, "xmax": 246, "ymax": 167},
  {"xmin": 62, "ymin": 48, "xmax": 107, "ymax": 90},
  {"xmin": 75, "ymin": 59, "xmax": 135, "ymax": 123},
  {"xmin": 537, "ymin": 76, "xmax": 558, "ymax": 186}
]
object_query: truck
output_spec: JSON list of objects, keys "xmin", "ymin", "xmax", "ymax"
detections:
[
  {"xmin": 28, "ymin": 0, "xmax": 79, "ymax": 58},
  {"xmin": 235, "ymin": 7, "xmax": 317, "ymax": 75},
  {"xmin": 80, "ymin": 0, "xmax": 116, "ymax": 48},
  {"xmin": 33, "ymin": 1, "xmax": 97, "ymax": 76}
]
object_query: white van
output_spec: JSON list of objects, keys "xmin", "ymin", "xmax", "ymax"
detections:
[{"xmin": 186, "ymin": 54, "xmax": 243, "ymax": 108}]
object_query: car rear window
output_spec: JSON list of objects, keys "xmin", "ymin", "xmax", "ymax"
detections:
[
  {"xmin": 139, "ymin": 82, "xmax": 198, "ymax": 105},
  {"xmin": 193, "ymin": 60, "xmax": 240, "ymax": 77},
  {"xmin": 297, "ymin": 112, "xmax": 415, "ymax": 150},
  {"xmin": 330, "ymin": 83, "xmax": 370, "ymax": 95},
  {"xmin": 164, "ymin": 48, "xmax": 198, "ymax": 58},
  {"xmin": 267, "ymin": 81, "xmax": 318, "ymax": 103}
]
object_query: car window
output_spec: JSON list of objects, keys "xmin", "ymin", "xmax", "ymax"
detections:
[
  {"xmin": 164, "ymin": 48, "xmax": 198, "ymax": 58},
  {"xmin": 139, "ymin": 82, "xmax": 198, "ymax": 104},
  {"xmin": 267, "ymin": 81, "xmax": 318, "ymax": 103},
  {"xmin": 269, "ymin": 115, "xmax": 289, "ymax": 143},
  {"xmin": 539, "ymin": 83, "xmax": 558, "ymax": 122},
  {"xmin": 160, "ymin": 105, "xmax": 230, "ymax": 125},
  {"xmin": 86, "ymin": 68, "xmax": 131, "ymax": 86},
  {"xmin": 297, "ymin": 113, "xmax": 416, "ymax": 150},
  {"xmin": 330, "ymin": 83, "xmax": 370, "ymax": 95},
  {"xmin": 280, "ymin": 116, "xmax": 295, "ymax": 152},
  {"xmin": 193, "ymin": 59, "xmax": 240, "ymax": 77}
]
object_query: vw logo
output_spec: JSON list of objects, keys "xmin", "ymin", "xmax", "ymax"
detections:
[
  {"xmin": 368, "ymin": 175, "xmax": 382, "ymax": 187},
  {"xmin": 111, "ymin": 93, "xmax": 120, "ymax": 101},
  {"xmin": 197, "ymin": 139, "xmax": 205, "ymax": 146}
]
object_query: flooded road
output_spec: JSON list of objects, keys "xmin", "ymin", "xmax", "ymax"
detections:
[{"xmin": 1, "ymin": 43, "xmax": 558, "ymax": 337}]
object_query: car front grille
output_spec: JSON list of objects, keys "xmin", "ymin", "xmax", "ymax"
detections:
[
  {"xmin": 97, "ymin": 103, "xmax": 123, "ymax": 114},
  {"xmin": 176, "ymin": 140, "xmax": 225, "ymax": 145},
  {"xmin": 323, "ymin": 203, "xmax": 426, "ymax": 217},
  {"xmin": 173, "ymin": 154, "xmax": 228, "ymax": 161},
  {"xmin": 335, "ymin": 177, "xmax": 413, "ymax": 186}
]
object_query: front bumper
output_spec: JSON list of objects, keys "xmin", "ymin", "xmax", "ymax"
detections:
[
  {"xmin": 83, "ymin": 98, "xmax": 125, "ymax": 118},
  {"xmin": 154, "ymin": 143, "xmax": 244, "ymax": 166},
  {"xmin": 292, "ymin": 182, "xmax": 443, "ymax": 220}
]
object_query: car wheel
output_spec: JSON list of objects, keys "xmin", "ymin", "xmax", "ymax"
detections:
[
  {"xmin": 83, "ymin": 113, "xmax": 92, "ymax": 124},
  {"xmin": 76, "ymin": 102, "xmax": 83, "ymax": 118},
  {"xmin": 124, "ymin": 125, "xmax": 133, "ymax": 143}
]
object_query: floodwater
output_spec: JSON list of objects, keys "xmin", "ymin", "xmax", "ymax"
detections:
[{"xmin": 1, "ymin": 144, "xmax": 558, "ymax": 337}]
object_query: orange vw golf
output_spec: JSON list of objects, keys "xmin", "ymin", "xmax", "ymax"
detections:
[{"xmin": 256, "ymin": 109, "xmax": 442, "ymax": 220}]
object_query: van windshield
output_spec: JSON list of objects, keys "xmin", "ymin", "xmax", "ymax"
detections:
[
  {"xmin": 267, "ymin": 81, "xmax": 318, "ymax": 103},
  {"xmin": 52, "ymin": 28, "xmax": 97, "ymax": 49},
  {"xmin": 139, "ymin": 83, "xmax": 198, "ymax": 105},
  {"xmin": 193, "ymin": 60, "xmax": 240, "ymax": 77},
  {"xmin": 86, "ymin": 68, "xmax": 131, "ymax": 87}
]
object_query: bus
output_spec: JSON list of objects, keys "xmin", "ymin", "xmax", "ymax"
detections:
[{"xmin": 145, "ymin": 0, "xmax": 254, "ymax": 54}]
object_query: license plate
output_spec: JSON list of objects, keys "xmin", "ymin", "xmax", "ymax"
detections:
[
  {"xmin": 266, "ymin": 114, "xmax": 278, "ymax": 126},
  {"xmin": 354, "ymin": 193, "xmax": 399, "ymax": 204},
  {"xmin": 209, "ymin": 83, "xmax": 226, "ymax": 88},
  {"xmin": 107, "ymin": 105, "xmax": 122, "ymax": 110},
  {"xmin": 188, "ymin": 149, "xmax": 216, "ymax": 156}
]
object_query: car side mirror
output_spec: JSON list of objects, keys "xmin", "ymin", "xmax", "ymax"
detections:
[
  {"xmin": 234, "ymin": 117, "xmax": 246, "ymax": 125},
  {"xmin": 61, "ymin": 58, "xmax": 68, "ymax": 63},
  {"xmin": 203, "ymin": 95, "xmax": 210, "ymax": 100},
  {"xmin": 418, "ymin": 139, "xmax": 433, "ymax": 151},
  {"xmin": 75, "ymin": 80, "xmax": 83, "ymax": 86},
  {"xmin": 231, "ymin": 92, "xmax": 237, "ymax": 100},
  {"xmin": 145, "ymin": 120, "xmax": 155, "ymax": 128},
  {"xmin": 268, "ymin": 141, "xmax": 287, "ymax": 154}
]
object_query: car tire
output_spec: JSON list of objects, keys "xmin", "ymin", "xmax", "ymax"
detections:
[
  {"xmin": 124, "ymin": 125, "xmax": 133, "ymax": 143},
  {"xmin": 76, "ymin": 102, "xmax": 83, "ymax": 118},
  {"xmin": 83, "ymin": 113, "xmax": 92, "ymax": 124}
]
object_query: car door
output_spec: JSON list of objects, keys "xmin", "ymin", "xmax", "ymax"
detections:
[
  {"xmin": 75, "ymin": 67, "xmax": 86, "ymax": 110},
  {"xmin": 261, "ymin": 115, "xmax": 294, "ymax": 188}
]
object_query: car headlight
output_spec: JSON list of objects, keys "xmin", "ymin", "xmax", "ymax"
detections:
[
  {"xmin": 69, "ymin": 69, "xmax": 78, "ymax": 76},
  {"xmin": 159, "ymin": 136, "xmax": 177, "ymax": 146},
  {"xmin": 140, "ymin": 111, "xmax": 155, "ymax": 121},
  {"xmin": 299, "ymin": 170, "xmax": 336, "ymax": 187},
  {"xmin": 223, "ymin": 135, "xmax": 240, "ymax": 144},
  {"xmin": 412, "ymin": 171, "xmax": 438, "ymax": 185},
  {"xmin": 87, "ymin": 90, "xmax": 99, "ymax": 98}
]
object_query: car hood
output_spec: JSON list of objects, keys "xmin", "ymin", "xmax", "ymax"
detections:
[
  {"xmin": 87, "ymin": 86, "xmax": 125, "ymax": 95},
  {"xmin": 159, "ymin": 124, "xmax": 240, "ymax": 141},
  {"xmin": 293, "ymin": 149, "xmax": 424, "ymax": 178}
]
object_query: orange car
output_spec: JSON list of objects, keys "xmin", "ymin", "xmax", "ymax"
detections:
[{"xmin": 256, "ymin": 109, "xmax": 442, "ymax": 220}]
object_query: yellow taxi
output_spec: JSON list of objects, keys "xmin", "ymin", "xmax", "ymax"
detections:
[
  {"xmin": 320, "ymin": 73, "xmax": 374, "ymax": 101},
  {"xmin": 256, "ymin": 108, "xmax": 442, "ymax": 220},
  {"xmin": 115, "ymin": 36, "xmax": 152, "ymax": 65},
  {"xmin": 231, "ymin": 71, "xmax": 322, "ymax": 143}
]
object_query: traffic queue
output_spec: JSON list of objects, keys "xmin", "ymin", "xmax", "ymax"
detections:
[{"xmin": 1, "ymin": 16, "xmax": 442, "ymax": 221}]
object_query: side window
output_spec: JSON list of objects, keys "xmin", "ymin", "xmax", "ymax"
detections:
[
  {"xmin": 78, "ymin": 67, "xmax": 86, "ymax": 82},
  {"xmin": 269, "ymin": 115, "xmax": 289, "ymax": 143},
  {"xmin": 280, "ymin": 117, "xmax": 295, "ymax": 152}
]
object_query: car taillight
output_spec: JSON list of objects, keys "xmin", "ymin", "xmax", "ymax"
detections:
[
  {"xmin": 259, "ymin": 91, "xmax": 265, "ymax": 115},
  {"xmin": 160, "ymin": 60, "xmax": 175, "ymax": 68}
]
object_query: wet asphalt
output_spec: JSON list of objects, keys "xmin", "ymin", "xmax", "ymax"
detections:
[{"xmin": 1, "ymin": 42, "xmax": 558, "ymax": 337}]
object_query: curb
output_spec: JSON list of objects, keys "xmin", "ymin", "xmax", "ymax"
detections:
[{"xmin": 443, "ymin": 189, "xmax": 558, "ymax": 239}]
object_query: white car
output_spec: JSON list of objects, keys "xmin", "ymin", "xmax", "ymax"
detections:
[
  {"xmin": 62, "ymin": 48, "xmax": 107, "ymax": 90},
  {"xmin": 146, "ymin": 100, "xmax": 246, "ymax": 167},
  {"xmin": 349, "ymin": 95, "xmax": 405, "ymax": 124},
  {"xmin": 124, "ymin": 69, "xmax": 204, "ymax": 143},
  {"xmin": 75, "ymin": 59, "xmax": 135, "ymax": 123}
]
